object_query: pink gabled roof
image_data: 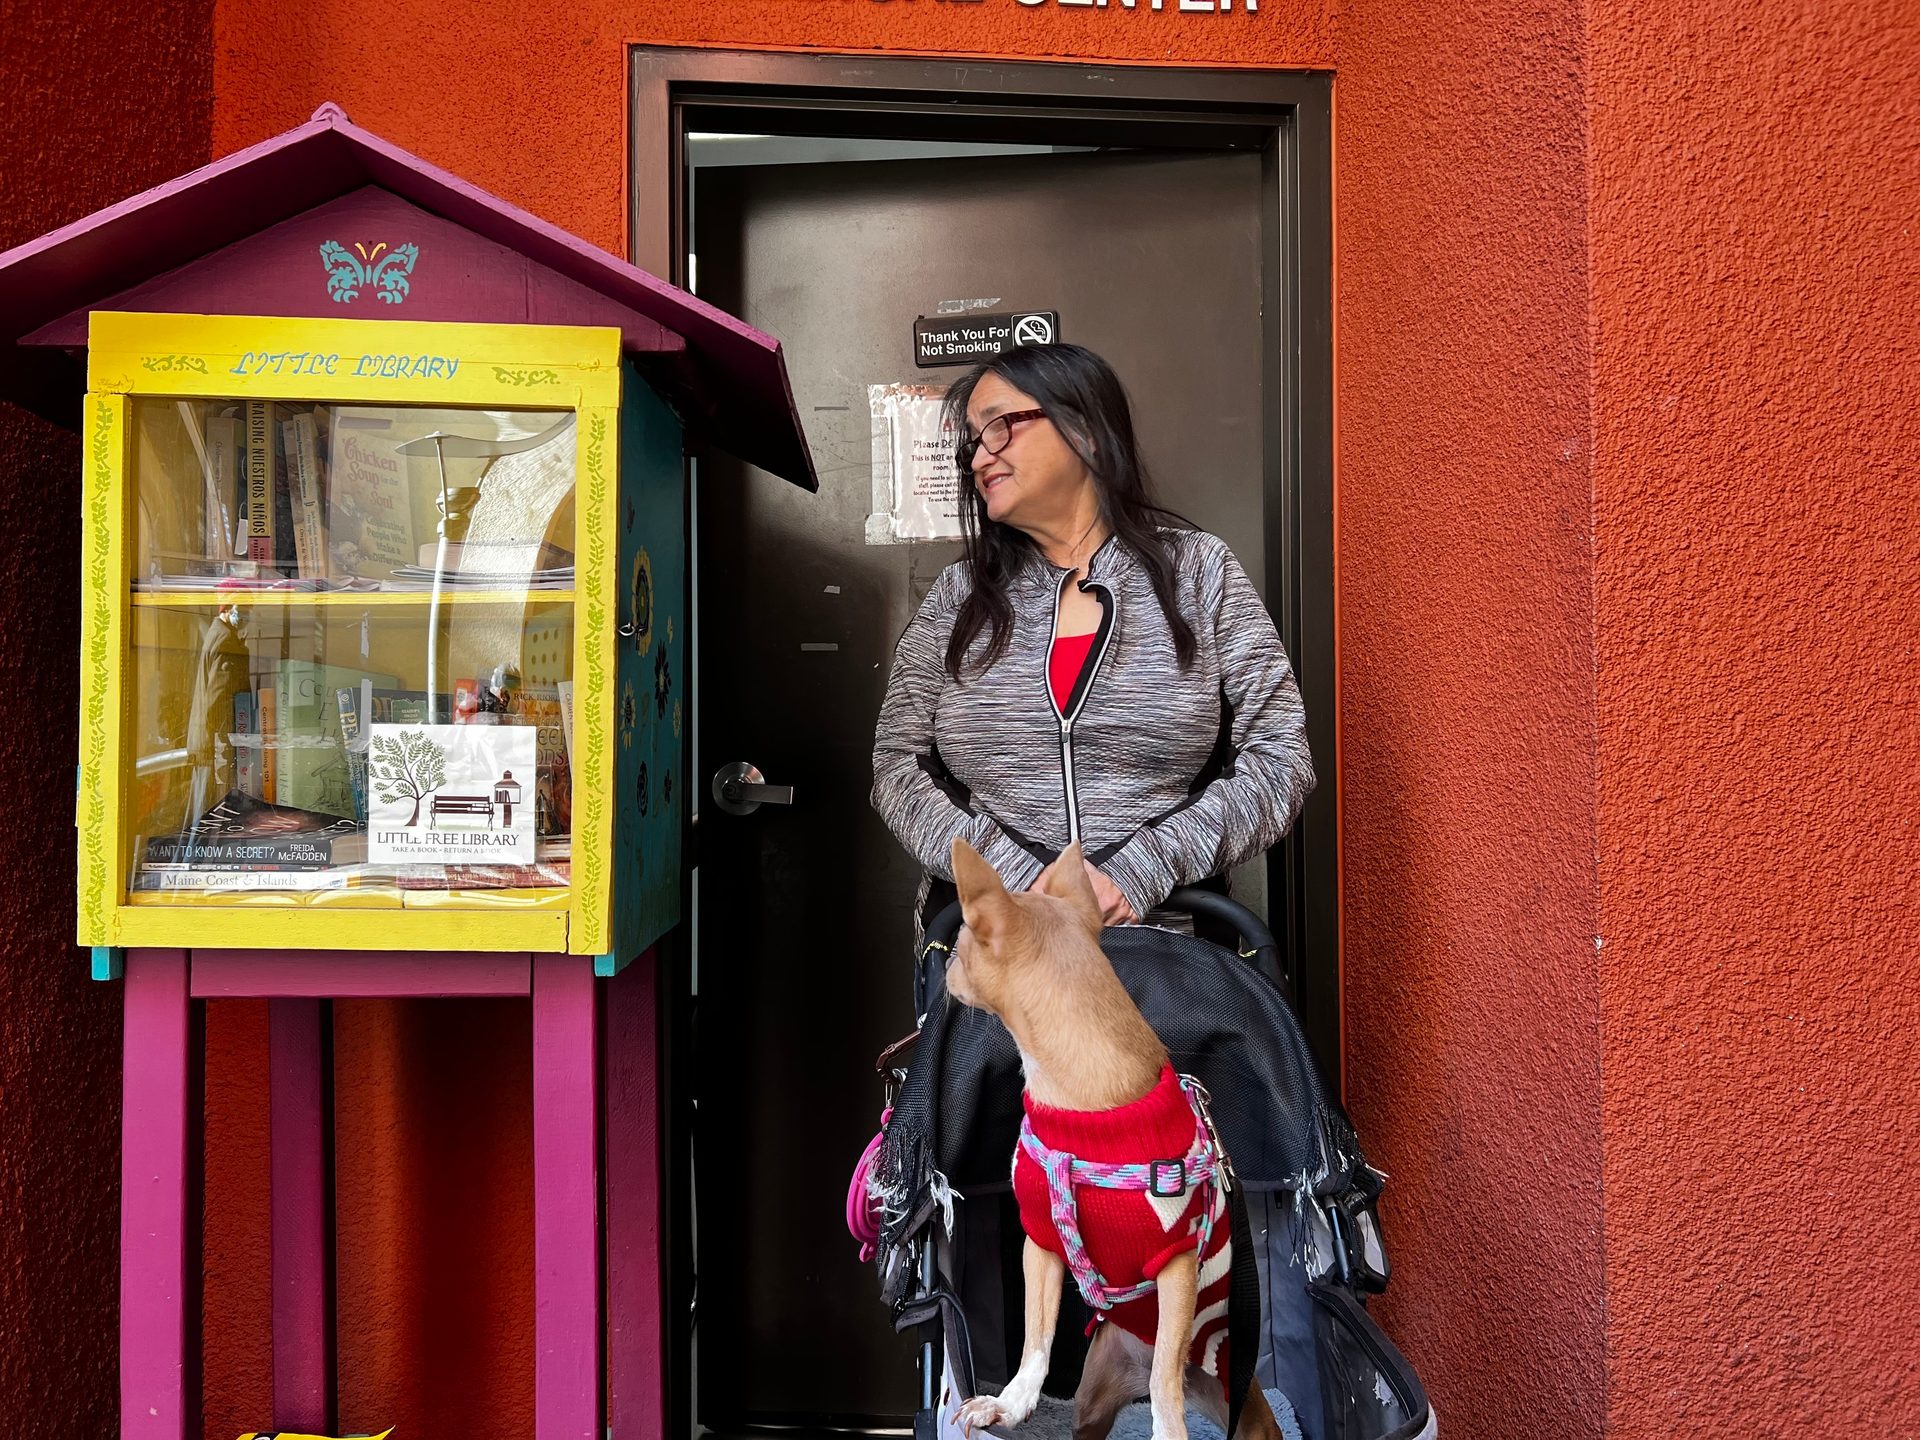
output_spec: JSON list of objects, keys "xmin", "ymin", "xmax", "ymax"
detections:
[{"xmin": 0, "ymin": 103, "xmax": 815, "ymax": 490}]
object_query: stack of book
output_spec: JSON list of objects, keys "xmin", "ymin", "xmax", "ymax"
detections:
[
  {"xmin": 132, "ymin": 792, "xmax": 574, "ymax": 895},
  {"xmin": 393, "ymin": 839, "xmax": 573, "ymax": 892},
  {"xmin": 132, "ymin": 575, "xmax": 379, "ymax": 594},
  {"xmin": 134, "ymin": 791, "xmax": 368, "ymax": 893}
]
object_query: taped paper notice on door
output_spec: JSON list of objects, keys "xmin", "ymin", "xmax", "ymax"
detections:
[{"xmin": 866, "ymin": 383, "xmax": 965, "ymax": 544}]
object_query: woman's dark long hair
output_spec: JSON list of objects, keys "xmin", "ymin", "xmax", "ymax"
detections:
[{"xmin": 940, "ymin": 343, "xmax": 1197, "ymax": 681}]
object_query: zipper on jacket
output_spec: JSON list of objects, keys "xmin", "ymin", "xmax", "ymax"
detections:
[{"xmin": 1047, "ymin": 554, "xmax": 1117, "ymax": 847}]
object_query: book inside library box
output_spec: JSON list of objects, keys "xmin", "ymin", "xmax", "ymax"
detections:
[{"xmin": 126, "ymin": 395, "xmax": 578, "ymax": 908}]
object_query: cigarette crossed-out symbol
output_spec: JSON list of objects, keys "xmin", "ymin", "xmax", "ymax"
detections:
[{"xmin": 1012, "ymin": 313, "xmax": 1056, "ymax": 346}]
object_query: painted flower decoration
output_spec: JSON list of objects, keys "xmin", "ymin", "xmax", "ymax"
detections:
[
  {"xmin": 631, "ymin": 550, "xmax": 654, "ymax": 654},
  {"xmin": 620, "ymin": 680, "xmax": 638, "ymax": 748},
  {"xmin": 654, "ymin": 648, "xmax": 672, "ymax": 718}
]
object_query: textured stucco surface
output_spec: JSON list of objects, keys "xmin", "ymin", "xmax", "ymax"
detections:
[
  {"xmin": 0, "ymin": 0, "xmax": 213, "ymax": 1431},
  {"xmin": 202, "ymin": 998, "xmax": 537, "ymax": 1439},
  {"xmin": 330, "ymin": 998, "xmax": 535, "ymax": 1440},
  {"xmin": 1591, "ymin": 1, "xmax": 1920, "ymax": 1430},
  {"xmin": 1331, "ymin": 0, "xmax": 1603, "ymax": 1434},
  {"xmin": 211, "ymin": 0, "xmax": 1336, "ymax": 257},
  {"xmin": 202, "ymin": 1000, "xmax": 273, "ymax": 1440}
]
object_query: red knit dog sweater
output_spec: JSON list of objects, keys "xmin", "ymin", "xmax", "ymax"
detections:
[{"xmin": 1012, "ymin": 1064, "xmax": 1234, "ymax": 1390}]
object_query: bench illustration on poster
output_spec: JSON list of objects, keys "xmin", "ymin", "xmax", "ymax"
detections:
[{"xmin": 429, "ymin": 793, "xmax": 496, "ymax": 827}]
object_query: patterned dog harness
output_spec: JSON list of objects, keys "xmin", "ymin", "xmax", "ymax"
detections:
[{"xmin": 1016, "ymin": 1074, "xmax": 1231, "ymax": 1311}]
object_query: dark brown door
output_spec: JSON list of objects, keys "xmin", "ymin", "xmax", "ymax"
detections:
[{"xmin": 691, "ymin": 148, "xmax": 1272, "ymax": 1430}]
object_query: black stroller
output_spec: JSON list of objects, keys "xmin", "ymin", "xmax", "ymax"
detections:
[{"xmin": 863, "ymin": 889, "xmax": 1435, "ymax": 1440}]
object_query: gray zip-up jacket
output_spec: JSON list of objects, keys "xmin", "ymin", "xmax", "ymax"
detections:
[{"xmin": 870, "ymin": 529, "xmax": 1315, "ymax": 918}]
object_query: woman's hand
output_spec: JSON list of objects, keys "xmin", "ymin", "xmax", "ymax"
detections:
[
  {"xmin": 1028, "ymin": 855, "xmax": 1138, "ymax": 926},
  {"xmin": 1083, "ymin": 860, "xmax": 1138, "ymax": 926}
]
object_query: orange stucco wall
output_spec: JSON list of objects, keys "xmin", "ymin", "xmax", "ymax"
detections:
[
  {"xmin": 202, "ymin": 1000, "xmax": 273, "ymax": 1438},
  {"xmin": 1331, "ymin": 0, "xmax": 1604, "ymax": 1432},
  {"xmin": 1590, "ymin": 1, "xmax": 1920, "ymax": 1431},
  {"xmin": 210, "ymin": 2, "xmax": 1337, "ymax": 257}
]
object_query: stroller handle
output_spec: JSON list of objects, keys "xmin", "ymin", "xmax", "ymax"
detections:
[{"xmin": 919, "ymin": 886, "xmax": 1288, "ymax": 1011}]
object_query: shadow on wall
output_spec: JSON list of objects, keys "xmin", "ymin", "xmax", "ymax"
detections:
[
  {"xmin": 0, "ymin": 411, "xmax": 118, "ymax": 1431},
  {"xmin": 1, "ymin": 0, "xmax": 216, "ymax": 1426}
]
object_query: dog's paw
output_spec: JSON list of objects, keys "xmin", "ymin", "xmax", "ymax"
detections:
[
  {"xmin": 956, "ymin": 1395, "xmax": 1012, "ymax": 1437},
  {"xmin": 956, "ymin": 1382, "xmax": 1039, "ymax": 1437}
]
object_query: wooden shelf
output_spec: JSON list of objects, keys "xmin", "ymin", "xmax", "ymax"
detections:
[
  {"xmin": 132, "ymin": 588, "xmax": 576, "ymax": 608},
  {"xmin": 125, "ymin": 886, "xmax": 570, "ymax": 911},
  {"xmin": 104, "ymin": 904, "xmax": 573, "ymax": 951}
]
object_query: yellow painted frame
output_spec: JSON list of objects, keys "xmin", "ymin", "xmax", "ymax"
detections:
[{"xmin": 80, "ymin": 312, "xmax": 623, "ymax": 954}]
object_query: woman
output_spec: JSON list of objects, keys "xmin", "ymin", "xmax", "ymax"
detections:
[{"xmin": 870, "ymin": 343, "xmax": 1315, "ymax": 928}]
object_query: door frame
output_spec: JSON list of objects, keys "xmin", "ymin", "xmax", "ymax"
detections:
[
  {"xmin": 634, "ymin": 43, "xmax": 1338, "ymax": 1056},
  {"xmin": 630, "ymin": 43, "xmax": 1337, "ymax": 1427},
  {"xmin": 633, "ymin": 50, "xmax": 1339, "ymax": 1053}
]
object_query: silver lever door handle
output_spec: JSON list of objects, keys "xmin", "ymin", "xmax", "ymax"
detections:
[{"xmin": 712, "ymin": 762, "xmax": 795, "ymax": 816}]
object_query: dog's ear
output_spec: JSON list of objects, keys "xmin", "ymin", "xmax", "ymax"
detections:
[
  {"xmin": 1037, "ymin": 842, "xmax": 1103, "ymax": 931},
  {"xmin": 952, "ymin": 838, "xmax": 1012, "ymax": 937}
]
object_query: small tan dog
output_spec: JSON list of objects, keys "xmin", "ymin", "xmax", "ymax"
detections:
[{"xmin": 945, "ymin": 839, "xmax": 1283, "ymax": 1440}]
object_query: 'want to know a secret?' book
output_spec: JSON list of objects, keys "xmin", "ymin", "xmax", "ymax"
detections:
[{"xmin": 142, "ymin": 790, "xmax": 368, "ymax": 870}]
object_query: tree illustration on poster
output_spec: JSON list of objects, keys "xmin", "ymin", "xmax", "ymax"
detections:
[{"xmin": 370, "ymin": 730, "xmax": 448, "ymax": 826}]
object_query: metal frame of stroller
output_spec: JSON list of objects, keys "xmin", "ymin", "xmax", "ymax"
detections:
[{"xmin": 871, "ymin": 889, "xmax": 1436, "ymax": 1440}]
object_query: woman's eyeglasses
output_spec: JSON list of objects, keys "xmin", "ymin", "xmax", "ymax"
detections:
[{"xmin": 956, "ymin": 409, "xmax": 1048, "ymax": 471}]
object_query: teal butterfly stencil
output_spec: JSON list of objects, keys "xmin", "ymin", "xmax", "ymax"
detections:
[{"xmin": 320, "ymin": 241, "xmax": 421, "ymax": 305}]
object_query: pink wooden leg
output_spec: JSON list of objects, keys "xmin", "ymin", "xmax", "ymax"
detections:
[
  {"xmin": 533, "ymin": 954, "xmax": 601, "ymax": 1440},
  {"xmin": 122, "ymin": 949, "xmax": 194, "ymax": 1440},
  {"xmin": 270, "ymin": 998, "xmax": 333, "ymax": 1432},
  {"xmin": 606, "ymin": 948, "xmax": 664, "ymax": 1439}
]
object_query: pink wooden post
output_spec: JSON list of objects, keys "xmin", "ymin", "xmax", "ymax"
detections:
[
  {"xmin": 269, "ymin": 998, "xmax": 332, "ymax": 1432},
  {"xmin": 121, "ymin": 949, "xmax": 196, "ymax": 1440},
  {"xmin": 606, "ymin": 948, "xmax": 665, "ymax": 1439},
  {"xmin": 533, "ymin": 954, "xmax": 601, "ymax": 1440}
]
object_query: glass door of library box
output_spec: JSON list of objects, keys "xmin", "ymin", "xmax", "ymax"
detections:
[{"xmin": 79, "ymin": 314, "xmax": 625, "ymax": 956}]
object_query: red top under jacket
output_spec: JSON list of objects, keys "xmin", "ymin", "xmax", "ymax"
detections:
[{"xmin": 1048, "ymin": 631, "xmax": 1099, "ymax": 713}]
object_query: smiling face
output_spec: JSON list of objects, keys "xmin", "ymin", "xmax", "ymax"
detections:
[{"xmin": 965, "ymin": 372, "xmax": 1096, "ymax": 533}]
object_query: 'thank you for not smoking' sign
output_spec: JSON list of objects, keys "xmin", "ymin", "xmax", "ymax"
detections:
[
  {"xmin": 367, "ymin": 723, "xmax": 537, "ymax": 864},
  {"xmin": 913, "ymin": 311, "xmax": 1059, "ymax": 368}
]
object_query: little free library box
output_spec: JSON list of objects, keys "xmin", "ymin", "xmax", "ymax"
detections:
[
  {"xmin": 0, "ymin": 103, "xmax": 814, "ymax": 1440},
  {"xmin": 0, "ymin": 102, "xmax": 814, "ymax": 963}
]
